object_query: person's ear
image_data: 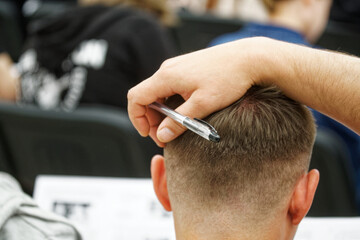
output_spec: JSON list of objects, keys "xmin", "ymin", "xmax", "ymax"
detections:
[
  {"xmin": 151, "ymin": 154, "xmax": 171, "ymax": 211},
  {"xmin": 288, "ymin": 169, "xmax": 319, "ymax": 225}
]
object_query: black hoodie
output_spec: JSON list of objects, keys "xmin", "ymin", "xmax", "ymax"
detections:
[{"xmin": 17, "ymin": 5, "xmax": 175, "ymax": 110}]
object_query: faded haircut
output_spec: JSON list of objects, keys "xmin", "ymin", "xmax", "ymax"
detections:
[{"xmin": 164, "ymin": 85, "xmax": 316, "ymax": 220}]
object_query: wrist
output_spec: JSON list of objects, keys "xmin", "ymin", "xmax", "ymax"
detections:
[
  {"xmin": 235, "ymin": 37, "xmax": 287, "ymax": 87},
  {"xmin": 246, "ymin": 38, "xmax": 313, "ymax": 100},
  {"xmin": 253, "ymin": 38, "xmax": 294, "ymax": 87}
]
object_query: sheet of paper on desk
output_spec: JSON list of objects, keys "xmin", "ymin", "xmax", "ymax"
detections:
[
  {"xmin": 33, "ymin": 176, "xmax": 176, "ymax": 240},
  {"xmin": 34, "ymin": 176, "xmax": 360, "ymax": 240},
  {"xmin": 295, "ymin": 217, "xmax": 360, "ymax": 240}
]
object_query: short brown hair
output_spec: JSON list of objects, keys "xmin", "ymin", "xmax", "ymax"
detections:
[
  {"xmin": 262, "ymin": 0, "xmax": 283, "ymax": 12},
  {"xmin": 78, "ymin": 0, "xmax": 175, "ymax": 25},
  {"xmin": 165, "ymin": 85, "xmax": 316, "ymax": 222}
]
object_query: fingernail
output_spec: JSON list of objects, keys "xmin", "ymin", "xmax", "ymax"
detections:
[{"xmin": 158, "ymin": 128, "xmax": 175, "ymax": 142}]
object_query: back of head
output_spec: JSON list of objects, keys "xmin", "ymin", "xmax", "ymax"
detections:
[{"xmin": 165, "ymin": 85, "xmax": 316, "ymax": 229}]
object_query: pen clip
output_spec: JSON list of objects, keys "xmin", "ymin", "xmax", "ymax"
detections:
[{"xmin": 194, "ymin": 118, "xmax": 218, "ymax": 134}]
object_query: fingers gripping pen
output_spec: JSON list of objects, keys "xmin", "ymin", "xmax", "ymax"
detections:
[{"xmin": 149, "ymin": 102, "xmax": 220, "ymax": 143}]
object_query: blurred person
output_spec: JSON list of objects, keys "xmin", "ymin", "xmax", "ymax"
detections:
[
  {"xmin": 169, "ymin": 0, "xmax": 267, "ymax": 21},
  {"xmin": 0, "ymin": 53, "xmax": 18, "ymax": 101},
  {"xmin": 0, "ymin": 171, "xmax": 82, "ymax": 239},
  {"xmin": 0, "ymin": 0, "xmax": 175, "ymax": 111},
  {"xmin": 151, "ymin": 85, "xmax": 319, "ymax": 240},
  {"xmin": 167, "ymin": 0, "xmax": 208, "ymax": 14},
  {"xmin": 209, "ymin": 0, "xmax": 360, "ymax": 207},
  {"xmin": 210, "ymin": 0, "xmax": 332, "ymax": 46},
  {"xmin": 208, "ymin": 0, "xmax": 268, "ymax": 21}
]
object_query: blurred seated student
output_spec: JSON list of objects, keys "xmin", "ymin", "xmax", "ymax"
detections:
[
  {"xmin": 209, "ymin": 0, "xmax": 360, "ymax": 206},
  {"xmin": 0, "ymin": 0, "xmax": 175, "ymax": 111},
  {"xmin": 206, "ymin": 0, "xmax": 268, "ymax": 21},
  {"xmin": 0, "ymin": 171, "xmax": 81, "ymax": 239},
  {"xmin": 170, "ymin": 0, "xmax": 267, "ymax": 22},
  {"xmin": 151, "ymin": 85, "xmax": 319, "ymax": 240},
  {"xmin": 168, "ymin": 0, "xmax": 208, "ymax": 14},
  {"xmin": 210, "ymin": 0, "xmax": 332, "ymax": 46},
  {"xmin": 0, "ymin": 53, "xmax": 17, "ymax": 101}
]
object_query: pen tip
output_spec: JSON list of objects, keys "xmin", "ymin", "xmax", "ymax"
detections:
[{"xmin": 210, "ymin": 133, "xmax": 220, "ymax": 143}]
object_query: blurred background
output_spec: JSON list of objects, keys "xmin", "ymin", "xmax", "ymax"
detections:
[{"xmin": 0, "ymin": 0, "xmax": 359, "ymax": 226}]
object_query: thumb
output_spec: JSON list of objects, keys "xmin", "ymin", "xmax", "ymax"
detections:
[{"xmin": 157, "ymin": 117, "xmax": 186, "ymax": 143}]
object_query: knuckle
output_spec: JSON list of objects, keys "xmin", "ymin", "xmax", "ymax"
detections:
[
  {"xmin": 189, "ymin": 97, "xmax": 208, "ymax": 116},
  {"xmin": 127, "ymin": 88, "xmax": 135, "ymax": 101},
  {"xmin": 160, "ymin": 58, "xmax": 174, "ymax": 69},
  {"xmin": 194, "ymin": 98, "xmax": 207, "ymax": 110},
  {"xmin": 158, "ymin": 59, "xmax": 176, "ymax": 77}
]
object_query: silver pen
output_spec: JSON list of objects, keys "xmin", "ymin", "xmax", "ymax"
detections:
[{"xmin": 149, "ymin": 102, "xmax": 220, "ymax": 143}]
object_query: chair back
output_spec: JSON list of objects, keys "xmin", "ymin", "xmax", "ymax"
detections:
[
  {"xmin": 0, "ymin": 103, "xmax": 159, "ymax": 194},
  {"xmin": 317, "ymin": 20, "xmax": 360, "ymax": 57},
  {"xmin": 308, "ymin": 128, "xmax": 358, "ymax": 216},
  {"xmin": 0, "ymin": 0, "xmax": 23, "ymax": 60},
  {"xmin": 169, "ymin": 10, "xmax": 244, "ymax": 54}
]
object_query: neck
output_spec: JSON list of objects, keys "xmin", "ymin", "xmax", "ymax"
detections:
[
  {"xmin": 173, "ymin": 213, "xmax": 296, "ymax": 240},
  {"xmin": 269, "ymin": 14, "xmax": 304, "ymax": 35},
  {"xmin": 267, "ymin": 3, "xmax": 309, "ymax": 41}
]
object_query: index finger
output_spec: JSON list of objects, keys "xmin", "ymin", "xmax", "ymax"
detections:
[{"xmin": 127, "ymin": 74, "xmax": 177, "ymax": 137}]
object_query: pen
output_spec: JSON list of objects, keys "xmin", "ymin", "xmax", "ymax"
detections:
[{"xmin": 149, "ymin": 102, "xmax": 220, "ymax": 143}]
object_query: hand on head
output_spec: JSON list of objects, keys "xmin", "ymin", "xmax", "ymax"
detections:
[
  {"xmin": 128, "ymin": 37, "xmax": 360, "ymax": 145},
  {"xmin": 127, "ymin": 38, "xmax": 265, "ymax": 146}
]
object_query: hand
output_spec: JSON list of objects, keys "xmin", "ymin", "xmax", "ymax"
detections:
[
  {"xmin": 128, "ymin": 37, "xmax": 360, "ymax": 144},
  {"xmin": 127, "ymin": 38, "xmax": 271, "ymax": 146},
  {"xmin": 0, "ymin": 53, "xmax": 18, "ymax": 101}
]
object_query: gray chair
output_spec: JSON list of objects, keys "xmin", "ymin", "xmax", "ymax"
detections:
[
  {"xmin": 0, "ymin": 102, "xmax": 160, "ymax": 194},
  {"xmin": 308, "ymin": 128, "xmax": 358, "ymax": 216},
  {"xmin": 0, "ymin": 136, "xmax": 13, "ymax": 175},
  {"xmin": 23, "ymin": 0, "xmax": 76, "ymax": 20},
  {"xmin": 0, "ymin": 0, "xmax": 23, "ymax": 60},
  {"xmin": 316, "ymin": 20, "xmax": 360, "ymax": 57},
  {"xmin": 169, "ymin": 10, "xmax": 244, "ymax": 54}
]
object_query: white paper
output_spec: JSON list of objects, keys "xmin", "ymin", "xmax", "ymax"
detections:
[
  {"xmin": 34, "ymin": 176, "xmax": 176, "ymax": 240},
  {"xmin": 295, "ymin": 217, "xmax": 360, "ymax": 240}
]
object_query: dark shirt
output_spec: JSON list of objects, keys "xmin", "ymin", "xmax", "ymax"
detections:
[
  {"xmin": 331, "ymin": 0, "xmax": 360, "ymax": 24},
  {"xmin": 17, "ymin": 5, "xmax": 175, "ymax": 110}
]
